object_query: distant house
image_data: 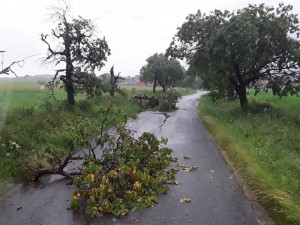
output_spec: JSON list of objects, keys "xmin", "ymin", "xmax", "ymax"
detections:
[{"xmin": 134, "ymin": 82, "xmax": 148, "ymax": 87}]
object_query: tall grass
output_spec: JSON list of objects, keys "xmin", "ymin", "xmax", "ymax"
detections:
[
  {"xmin": 0, "ymin": 95, "xmax": 140, "ymax": 183},
  {"xmin": 198, "ymin": 95, "xmax": 300, "ymax": 225}
]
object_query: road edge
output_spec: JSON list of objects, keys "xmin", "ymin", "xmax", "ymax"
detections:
[{"xmin": 196, "ymin": 94, "xmax": 276, "ymax": 225}]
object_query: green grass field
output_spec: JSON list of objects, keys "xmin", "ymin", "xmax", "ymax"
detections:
[
  {"xmin": 248, "ymin": 90, "xmax": 300, "ymax": 114},
  {"xmin": 0, "ymin": 78, "xmax": 81, "ymax": 108},
  {"xmin": 0, "ymin": 78, "xmax": 196, "ymax": 110},
  {"xmin": 121, "ymin": 85, "xmax": 197, "ymax": 97},
  {"xmin": 198, "ymin": 93, "xmax": 300, "ymax": 225},
  {"xmin": 0, "ymin": 79, "xmax": 76, "ymax": 127}
]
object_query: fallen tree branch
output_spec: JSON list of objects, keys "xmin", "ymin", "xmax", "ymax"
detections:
[
  {"xmin": 35, "ymin": 102, "xmax": 114, "ymax": 180},
  {"xmin": 35, "ymin": 142, "xmax": 83, "ymax": 180},
  {"xmin": 131, "ymin": 94, "xmax": 159, "ymax": 108}
]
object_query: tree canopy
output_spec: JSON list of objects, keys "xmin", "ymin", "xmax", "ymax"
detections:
[
  {"xmin": 176, "ymin": 74, "xmax": 203, "ymax": 89},
  {"xmin": 140, "ymin": 53, "xmax": 184, "ymax": 92},
  {"xmin": 42, "ymin": 5, "xmax": 110, "ymax": 104},
  {"xmin": 167, "ymin": 3, "xmax": 300, "ymax": 106}
]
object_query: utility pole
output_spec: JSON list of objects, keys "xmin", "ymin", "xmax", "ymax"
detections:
[{"xmin": 0, "ymin": 50, "xmax": 5, "ymax": 71}]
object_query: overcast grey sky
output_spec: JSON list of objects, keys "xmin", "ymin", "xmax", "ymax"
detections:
[{"xmin": 0, "ymin": 0, "xmax": 299, "ymax": 77}]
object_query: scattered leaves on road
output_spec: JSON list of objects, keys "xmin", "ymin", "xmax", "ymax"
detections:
[
  {"xmin": 166, "ymin": 180, "xmax": 181, "ymax": 185},
  {"xmin": 183, "ymin": 156, "xmax": 191, "ymax": 159},
  {"xmin": 180, "ymin": 198, "xmax": 191, "ymax": 203},
  {"xmin": 176, "ymin": 164, "xmax": 185, "ymax": 168},
  {"xmin": 183, "ymin": 166, "xmax": 197, "ymax": 172},
  {"xmin": 176, "ymin": 164, "xmax": 198, "ymax": 172}
]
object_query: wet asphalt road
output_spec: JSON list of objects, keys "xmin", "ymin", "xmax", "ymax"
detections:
[{"xmin": 0, "ymin": 91, "xmax": 259, "ymax": 225}]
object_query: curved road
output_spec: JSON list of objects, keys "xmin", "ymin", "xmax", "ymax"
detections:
[{"xmin": 0, "ymin": 91, "xmax": 260, "ymax": 225}]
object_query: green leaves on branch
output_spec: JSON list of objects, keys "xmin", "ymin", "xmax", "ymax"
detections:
[{"xmin": 69, "ymin": 110, "xmax": 177, "ymax": 217}]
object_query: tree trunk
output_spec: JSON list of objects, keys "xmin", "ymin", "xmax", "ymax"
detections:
[
  {"xmin": 153, "ymin": 70, "xmax": 159, "ymax": 93},
  {"xmin": 63, "ymin": 67, "xmax": 75, "ymax": 105},
  {"xmin": 162, "ymin": 86, "xmax": 166, "ymax": 92},
  {"xmin": 110, "ymin": 66, "xmax": 115, "ymax": 96},
  {"xmin": 230, "ymin": 63, "xmax": 248, "ymax": 108},
  {"xmin": 60, "ymin": 75, "xmax": 75, "ymax": 105},
  {"xmin": 66, "ymin": 83, "xmax": 75, "ymax": 105},
  {"xmin": 110, "ymin": 76, "xmax": 115, "ymax": 96},
  {"xmin": 237, "ymin": 85, "xmax": 248, "ymax": 107},
  {"xmin": 153, "ymin": 78, "xmax": 157, "ymax": 93},
  {"xmin": 64, "ymin": 31, "xmax": 75, "ymax": 105}
]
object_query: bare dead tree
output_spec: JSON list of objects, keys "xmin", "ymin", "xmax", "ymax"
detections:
[
  {"xmin": 42, "ymin": 3, "xmax": 110, "ymax": 105},
  {"xmin": 109, "ymin": 66, "xmax": 124, "ymax": 96}
]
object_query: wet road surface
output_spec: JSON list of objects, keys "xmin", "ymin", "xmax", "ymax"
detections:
[{"xmin": 0, "ymin": 91, "xmax": 259, "ymax": 225}]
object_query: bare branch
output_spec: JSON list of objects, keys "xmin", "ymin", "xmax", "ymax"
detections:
[
  {"xmin": 47, "ymin": 69, "xmax": 65, "ymax": 100},
  {"xmin": 41, "ymin": 34, "xmax": 65, "ymax": 58},
  {"xmin": 35, "ymin": 142, "xmax": 83, "ymax": 180},
  {"xmin": 51, "ymin": 29, "xmax": 63, "ymax": 39},
  {"xmin": 0, "ymin": 54, "xmax": 38, "ymax": 77}
]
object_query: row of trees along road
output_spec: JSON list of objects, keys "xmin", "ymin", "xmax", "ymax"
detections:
[
  {"xmin": 139, "ymin": 53, "xmax": 185, "ymax": 93},
  {"xmin": 167, "ymin": 3, "xmax": 300, "ymax": 107},
  {"xmin": 42, "ymin": 6, "xmax": 111, "ymax": 105}
]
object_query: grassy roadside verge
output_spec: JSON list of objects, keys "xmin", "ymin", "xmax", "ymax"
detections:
[
  {"xmin": 198, "ymin": 95, "xmax": 300, "ymax": 225},
  {"xmin": 0, "ymin": 95, "xmax": 140, "ymax": 184}
]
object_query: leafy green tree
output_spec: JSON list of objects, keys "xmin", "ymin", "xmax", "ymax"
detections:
[
  {"xmin": 140, "ymin": 53, "xmax": 184, "ymax": 92},
  {"xmin": 176, "ymin": 73, "xmax": 203, "ymax": 89},
  {"xmin": 167, "ymin": 3, "xmax": 300, "ymax": 107},
  {"xmin": 42, "ymin": 5, "xmax": 110, "ymax": 105}
]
